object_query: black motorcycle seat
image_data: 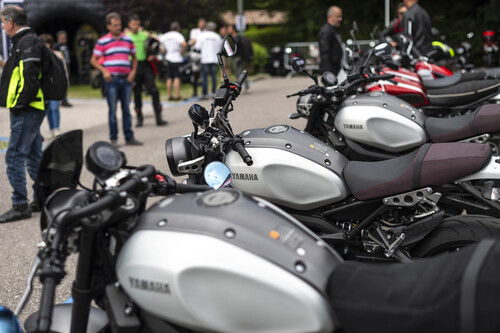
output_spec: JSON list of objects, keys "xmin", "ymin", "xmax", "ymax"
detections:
[
  {"xmin": 328, "ymin": 240, "xmax": 500, "ymax": 333},
  {"xmin": 343, "ymin": 143, "xmax": 491, "ymax": 201},
  {"xmin": 422, "ymin": 71, "xmax": 486, "ymax": 89},
  {"xmin": 426, "ymin": 79, "xmax": 500, "ymax": 107},
  {"xmin": 425, "ymin": 104, "xmax": 500, "ymax": 142}
]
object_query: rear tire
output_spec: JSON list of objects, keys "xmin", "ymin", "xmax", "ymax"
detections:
[{"xmin": 411, "ymin": 214, "xmax": 500, "ymax": 257}]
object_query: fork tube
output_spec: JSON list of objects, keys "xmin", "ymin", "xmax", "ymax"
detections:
[{"xmin": 70, "ymin": 229, "xmax": 97, "ymax": 333}]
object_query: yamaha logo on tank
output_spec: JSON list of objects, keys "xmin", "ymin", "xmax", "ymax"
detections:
[
  {"xmin": 233, "ymin": 173, "xmax": 259, "ymax": 181},
  {"xmin": 129, "ymin": 277, "xmax": 171, "ymax": 294}
]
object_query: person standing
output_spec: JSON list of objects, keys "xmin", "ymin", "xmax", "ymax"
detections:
[
  {"xmin": 159, "ymin": 22, "xmax": 187, "ymax": 101},
  {"xmin": 91, "ymin": 12, "xmax": 142, "ymax": 146},
  {"xmin": 127, "ymin": 14, "xmax": 166, "ymax": 127},
  {"xmin": 0, "ymin": 6, "xmax": 46, "ymax": 222},
  {"xmin": 188, "ymin": 18, "xmax": 206, "ymax": 97},
  {"xmin": 403, "ymin": 0, "xmax": 433, "ymax": 54},
  {"xmin": 197, "ymin": 21, "xmax": 222, "ymax": 98},
  {"xmin": 319, "ymin": 5, "xmax": 343, "ymax": 75},
  {"xmin": 54, "ymin": 30, "xmax": 72, "ymax": 107},
  {"xmin": 227, "ymin": 25, "xmax": 253, "ymax": 91},
  {"xmin": 39, "ymin": 33, "xmax": 69, "ymax": 138}
]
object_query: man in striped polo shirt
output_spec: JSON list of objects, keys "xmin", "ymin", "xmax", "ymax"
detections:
[{"xmin": 91, "ymin": 12, "xmax": 142, "ymax": 146}]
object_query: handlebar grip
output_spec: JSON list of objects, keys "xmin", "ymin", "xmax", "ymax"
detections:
[
  {"xmin": 37, "ymin": 277, "xmax": 56, "ymax": 332},
  {"xmin": 236, "ymin": 70, "xmax": 248, "ymax": 86},
  {"xmin": 175, "ymin": 183, "xmax": 212, "ymax": 193},
  {"xmin": 233, "ymin": 141, "xmax": 253, "ymax": 166}
]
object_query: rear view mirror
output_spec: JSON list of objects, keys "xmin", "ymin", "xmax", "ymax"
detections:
[
  {"xmin": 220, "ymin": 35, "xmax": 237, "ymax": 58},
  {"xmin": 204, "ymin": 162, "xmax": 232, "ymax": 189},
  {"xmin": 373, "ymin": 42, "xmax": 393, "ymax": 58},
  {"xmin": 290, "ymin": 56, "xmax": 306, "ymax": 72},
  {"xmin": 0, "ymin": 306, "xmax": 22, "ymax": 333}
]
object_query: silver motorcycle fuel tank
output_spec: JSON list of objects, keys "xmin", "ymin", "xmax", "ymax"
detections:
[
  {"xmin": 335, "ymin": 92, "xmax": 428, "ymax": 152},
  {"xmin": 225, "ymin": 125, "xmax": 349, "ymax": 210},
  {"xmin": 116, "ymin": 189, "xmax": 341, "ymax": 333}
]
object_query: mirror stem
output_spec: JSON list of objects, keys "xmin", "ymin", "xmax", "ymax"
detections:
[{"xmin": 304, "ymin": 71, "xmax": 318, "ymax": 85}]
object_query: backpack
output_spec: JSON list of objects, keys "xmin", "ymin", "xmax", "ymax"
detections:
[{"xmin": 39, "ymin": 42, "xmax": 69, "ymax": 101}]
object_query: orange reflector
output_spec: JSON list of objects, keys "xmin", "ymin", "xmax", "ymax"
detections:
[{"xmin": 269, "ymin": 230, "xmax": 280, "ymax": 239}]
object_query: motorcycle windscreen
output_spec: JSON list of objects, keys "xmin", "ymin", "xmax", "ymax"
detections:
[{"xmin": 33, "ymin": 129, "xmax": 83, "ymax": 206}]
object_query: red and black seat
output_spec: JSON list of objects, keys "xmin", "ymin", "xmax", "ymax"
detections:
[
  {"xmin": 343, "ymin": 143, "xmax": 491, "ymax": 201},
  {"xmin": 425, "ymin": 104, "xmax": 500, "ymax": 142}
]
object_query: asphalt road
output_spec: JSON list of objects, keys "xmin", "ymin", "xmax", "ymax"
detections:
[{"xmin": 0, "ymin": 76, "xmax": 308, "ymax": 322}]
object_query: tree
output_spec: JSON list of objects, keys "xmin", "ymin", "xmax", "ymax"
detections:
[{"xmin": 101, "ymin": 0, "xmax": 228, "ymax": 32}]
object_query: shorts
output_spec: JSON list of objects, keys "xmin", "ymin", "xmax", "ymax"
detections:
[{"xmin": 166, "ymin": 62, "xmax": 181, "ymax": 79}]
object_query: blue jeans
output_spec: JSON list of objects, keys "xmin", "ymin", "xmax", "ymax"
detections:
[
  {"xmin": 104, "ymin": 76, "xmax": 134, "ymax": 141},
  {"xmin": 202, "ymin": 63, "xmax": 217, "ymax": 95},
  {"xmin": 46, "ymin": 100, "xmax": 61, "ymax": 130},
  {"xmin": 6, "ymin": 109, "xmax": 45, "ymax": 205}
]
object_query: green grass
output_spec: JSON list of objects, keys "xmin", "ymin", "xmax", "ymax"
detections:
[
  {"xmin": 67, "ymin": 73, "xmax": 266, "ymax": 100},
  {"xmin": 68, "ymin": 81, "xmax": 197, "ymax": 101}
]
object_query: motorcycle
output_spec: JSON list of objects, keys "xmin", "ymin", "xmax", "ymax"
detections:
[
  {"xmin": 483, "ymin": 30, "xmax": 499, "ymax": 67},
  {"xmin": 287, "ymin": 53, "xmax": 500, "ymax": 158},
  {"xmin": 8, "ymin": 119, "xmax": 500, "ymax": 333},
  {"xmin": 355, "ymin": 41, "xmax": 500, "ymax": 116},
  {"xmin": 165, "ymin": 36, "xmax": 500, "ymax": 262}
]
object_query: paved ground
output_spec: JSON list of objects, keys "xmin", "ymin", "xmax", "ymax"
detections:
[{"xmin": 0, "ymin": 76, "xmax": 308, "ymax": 322}]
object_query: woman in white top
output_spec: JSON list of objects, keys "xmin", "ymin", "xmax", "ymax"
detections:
[{"xmin": 159, "ymin": 22, "xmax": 187, "ymax": 101}]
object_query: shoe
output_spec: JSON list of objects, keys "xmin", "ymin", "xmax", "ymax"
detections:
[
  {"xmin": 61, "ymin": 100, "xmax": 73, "ymax": 107},
  {"xmin": 168, "ymin": 96, "xmax": 174, "ymax": 101},
  {"xmin": 156, "ymin": 119, "xmax": 168, "ymax": 126},
  {"xmin": 125, "ymin": 138, "xmax": 143, "ymax": 146},
  {"xmin": 0, "ymin": 204, "xmax": 32, "ymax": 223},
  {"xmin": 111, "ymin": 139, "xmax": 118, "ymax": 147},
  {"xmin": 136, "ymin": 115, "xmax": 144, "ymax": 128},
  {"xmin": 29, "ymin": 200, "xmax": 40, "ymax": 213}
]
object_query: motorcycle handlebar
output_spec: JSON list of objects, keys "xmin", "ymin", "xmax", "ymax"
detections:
[
  {"xmin": 62, "ymin": 165, "xmax": 155, "ymax": 223},
  {"xmin": 37, "ymin": 277, "xmax": 57, "ymax": 332},
  {"xmin": 236, "ymin": 70, "xmax": 248, "ymax": 87},
  {"xmin": 233, "ymin": 141, "xmax": 253, "ymax": 166}
]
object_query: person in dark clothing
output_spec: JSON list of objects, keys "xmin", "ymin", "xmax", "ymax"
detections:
[
  {"xmin": 382, "ymin": 3, "xmax": 407, "ymax": 39},
  {"xmin": 227, "ymin": 25, "xmax": 253, "ymax": 90},
  {"xmin": 127, "ymin": 14, "xmax": 166, "ymax": 127},
  {"xmin": 319, "ymin": 5, "xmax": 343, "ymax": 75},
  {"xmin": 54, "ymin": 30, "xmax": 73, "ymax": 107},
  {"xmin": 403, "ymin": 0, "xmax": 433, "ymax": 54},
  {"xmin": 0, "ymin": 6, "xmax": 46, "ymax": 223}
]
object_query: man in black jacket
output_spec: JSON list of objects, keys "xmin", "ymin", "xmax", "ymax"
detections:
[
  {"xmin": 403, "ymin": 0, "xmax": 433, "ymax": 54},
  {"xmin": 0, "ymin": 6, "xmax": 46, "ymax": 223},
  {"xmin": 319, "ymin": 5, "xmax": 343, "ymax": 75}
]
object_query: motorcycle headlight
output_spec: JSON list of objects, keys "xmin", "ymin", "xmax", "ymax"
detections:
[
  {"xmin": 296, "ymin": 94, "xmax": 313, "ymax": 117},
  {"xmin": 165, "ymin": 136, "xmax": 194, "ymax": 176}
]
